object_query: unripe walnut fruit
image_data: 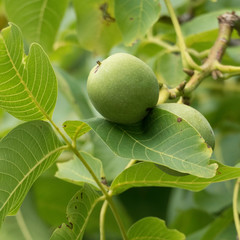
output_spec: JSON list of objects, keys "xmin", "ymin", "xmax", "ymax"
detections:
[{"xmin": 87, "ymin": 53, "xmax": 159, "ymax": 124}]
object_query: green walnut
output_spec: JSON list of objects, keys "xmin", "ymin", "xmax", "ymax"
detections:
[
  {"xmin": 158, "ymin": 103, "xmax": 215, "ymax": 149},
  {"xmin": 87, "ymin": 53, "xmax": 159, "ymax": 124}
]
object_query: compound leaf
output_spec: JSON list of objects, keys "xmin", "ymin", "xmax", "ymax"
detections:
[
  {"xmin": 85, "ymin": 106, "xmax": 217, "ymax": 178},
  {"xmin": 128, "ymin": 217, "xmax": 185, "ymax": 240},
  {"xmin": 0, "ymin": 120, "xmax": 64, "ymax": 227},
  {"xmin": 4, "ymin": 0, "xmax": 69, "ymax": 52},
  {"xmin": 0, "ymin": 23, "xmax": 57, "ymax": 121},
  {"xmin": 50, "ymin": 184, "xmax": 101, "ymax": 240}
]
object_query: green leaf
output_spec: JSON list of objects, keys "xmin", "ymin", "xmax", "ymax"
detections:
[
  {"xmin": 155, "ymin": 52, "xmax": 186, "ymax": 87},
  {"xmin": 55, "ymin": 67, "xmax": 95, "ymax": 119},
  {"xmin": 0, "ymin": 23, "xmax": 57, "ymax": 121},
  {"xmin": 55, "ymin": 152, "xmax": 103, "ymax": 190},
  {"xmin": 0, "ymin": 120, "xmax": 64, "ymax": 227},
  {"xmin": 0, "ymin": 194, "xmax": 50, "ymax": 240},
  {"xmin": 85, "ymin": 106, "xmax": 217, "ymax": 178},
  {"xmin": 63, "ymin": 121, "xmax": 91, "ymax": 140},
  {"xmin": 73, "ymin": 0, "xmax": 121, "ymax": 54},
  {"xmin": 91, "ymin": 134, "xmax": 130, "ymax": 182},
  {"xmin": 182, "ymin": 10, "xmax": 240, "ymax": 48},
  {"xmin": 110, "ymin": 161, "xmax": 240, "ymax": 194},
  {"xmin": 32, "ymin": 174, "xmax": 80, "ymax": 227},
  {"xmin": 114, "ymin": 0, "xmax": 161, "ymax": 45},
  {"xmin": 187, "ymin": 208, "xmax": 233, "ymax": 240},
  {"xmin": 4, "ymin": 0, "xmax": 69, "ymax": 52},
  {"xmin": 127, "ymin": 217, "xmax": 185, "ymax": 240},
  {"xmin": 50, "ymin": 184, "xmax": 101, "ymax": 240}
]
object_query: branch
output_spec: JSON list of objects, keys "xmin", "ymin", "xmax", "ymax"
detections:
[{"xmin": 183, "ymin": 12, "xmax": 240, "ymax": 95}]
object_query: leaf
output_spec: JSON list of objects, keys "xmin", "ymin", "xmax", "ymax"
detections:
[
  {"xmin": 91, "ymin": 134, "xmax": 130, "ymax": 182},
  {"xmin": 182, "ymin": 10, "xmax": 240, "ymax": 47},
  {"xmin": 0, "ymin": 120, "xmax": 64, "ymax": 227},
  {"xmin": 187, "ymin": 208, "xmax": 233, "ymax": 240},
  {"xmin": 73, "ymin": 0, "xmax": 121, "ymax": 54},
  {"xmin": 50, "ymin": 184, "xmax": 101, "ymax": 240},
  {"xmin": 110, "ymin": 161, "xmax": 240, "ymax": 194},
  {"xmin": 114, "ymin": 0, "xmax": 161, "ymax": 45},
  {"xmin": 4, "ymin": 0, "xmax": 69, "ymax": 52},
  {"xmin": 155, "ymin": 52, "xmax": 186, "ymax": 87},
  {"xmin": 63, "ymin": 121, "xmax": 91, "ymax": 140},
  {"xmin": 0, "ymin": 194, "xmax": 50, "ymax": 240},
  {"xmin": 85, "ymin": 106, "xmax": 218, "ymax": 178},
  {"xmin": 54, "ymin": 67, "xmax": 95, "ymax": 119},
  {"xmin": 55, "ymin": 152, "xmax": 103, "ymax": 190},
  {"xmin": 0, "ymin": 23, "xmax": 57, "ymax": 121},
  {"xmin": 32, "ymin": 175, "xmax": 80, "ymax": 227},
  {"xmin": 127, "ymin": 217, "xmax": 185, "ymax": 240}
]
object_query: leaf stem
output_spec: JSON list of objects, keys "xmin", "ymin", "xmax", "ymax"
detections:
[
  {"xmin": 16, "ymin": 210, "xmax": 33, "ymax": 240},
  {"xmin": 47, "ymin": 117, "xmax": 128, "ymax": 240},
  {"xmin": 233, "ymin": 178, "xmax": 240, "ymax": 239},
  {"xmin": 100, "ymin": 200, "xmax": 108, "ymax": 240},
  {"xmin": 125, "ymin": 159, "xmax": 137, "ymax": 169},
  {"xmin": 163, "ymin": 0, "xmax": 199, "ymax": 69}
]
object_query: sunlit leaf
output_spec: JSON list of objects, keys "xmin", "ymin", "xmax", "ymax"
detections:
[
  {"xmin": 110, "ymin": 161, "xmax": 240, "ymax": 194},
  {"xmin": 4, "ymin": 0, "xmax": 69, "ymax": 52},
  {"xmin": 63, "ymin": 121, "xmax": 91, "ymax": 140},
  {"xmin": 73, "ymin": 0, "xmax": 121, "ymax": 54},
  {"xmin": 55, "ymin": 152, "xmax": 103, "ymax": 190},
  {"xmin": 0, "ymin": 121, "xmax": 64, "ymax": 227},
  {"xmin": 127, "ymin": 217, "xmax": 185, "ymax": 240},
  {"xmin": 85, "ymin": 105, "xmax": 217, "ymax": 178},
  {"xmin": 0, "ymin": 23, "xmax": 57, "ymax": 121},
  {"xmin": 50, "ymin": 184, "xmax": 101, "ymax": 240},
  {"xmin": 114, "ymin": 0, "xmax": 161, "ymax": 45}
]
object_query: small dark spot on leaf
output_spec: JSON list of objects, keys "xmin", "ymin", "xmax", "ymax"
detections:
[
  {"xmin": 207, "ymin": 144, "xmax": 211, "ymax": 149},
  {"xmin": 81, "ymin": 192, "xmax": 83, "ymax": 199},
  {"xmin": 129, "ymin": 17, "xmax": 134, "ymax": 20},
  {"xmin": 58, "ymin": 224, "xmax": 62, "ymax": 228},
  {"xmin": 101, "ymin": 177, "xmax": 108, "ymax": 186},
  {"xmin": 76, "ymin": 196, "xmax": 78, "ymax": 200},
  {"xmin": 66, "ymin": 222, "xmax": 73, "ymax": 230},
  {"xmin": 39, "ymin": 125, "xmax": 42, "ymax": 128},
  {"xmin": 99, "ymin": 3, "xmax": 115, "ymax": 23},
  {"xmin": 217, "ymin": 170, "xmax": 221, "ymax": 175},
  {"xmin": 63, "ymin": 124, "xmax": 66, "ymax": 128},
  {"xmin": 75, "ymin": 205, "xmax": 77, "ymax": 209},
  {"xmin": 177, "ymin": 117, "xmax": 182, "ymax": 122}
]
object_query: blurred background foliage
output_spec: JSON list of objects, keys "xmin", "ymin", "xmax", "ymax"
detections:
[{"xmin": 0, "ymin": 0, "xmax": 240, "ymax": 239}]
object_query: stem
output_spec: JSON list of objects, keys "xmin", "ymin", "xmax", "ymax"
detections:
[
  {"xmin": 100, "ymin": 200, "xmax": 108, "ymax": 240},
  {"xmin": 163, "ymin": 0, "xmax": 199, "ymax": 69},
  {"xmin": 16, "ymin": 210, "xmax": 33, "ymax": 240},
  {"xmin": 214, "ymin": 62, "xmax": 240, "ymax": 74},
  {"xmin": 46, "ymin": 117, "xmax": 128, "ymax": 239},
  {"xmin": 125, "ymin": 159, "xmax": 137, "ymax": 169},
  {"xmin": 107, "ymin": 194, "xmax": 128, "ymax": 240},
  {"xmin": 233, "ymin": 178, "xmax": 240, "ymax": 239}
]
